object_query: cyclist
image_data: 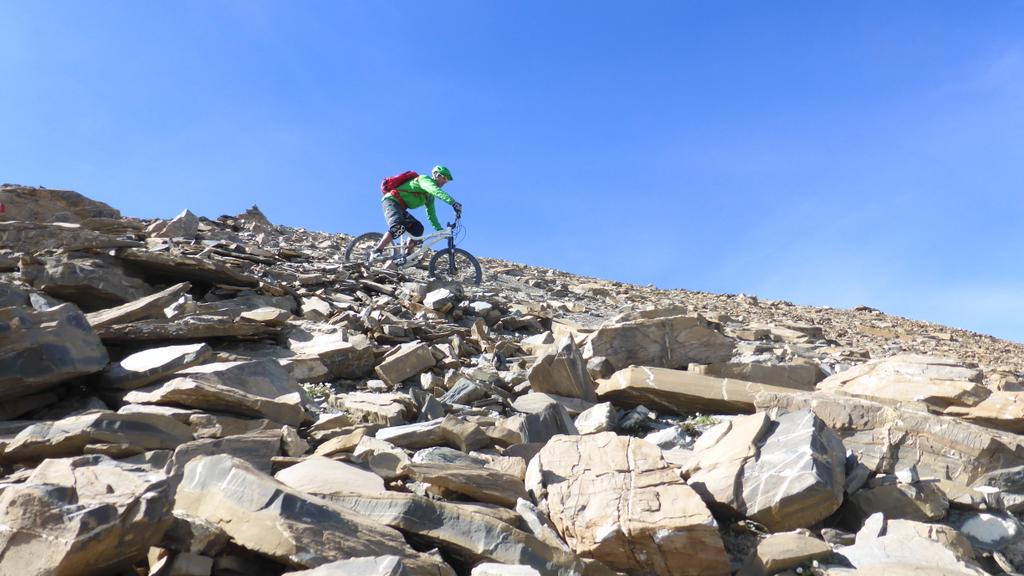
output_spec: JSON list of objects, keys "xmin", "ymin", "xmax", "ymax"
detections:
[{"xmin": 369, "ymin": 165, "xmax": 462, "ymax": 261}]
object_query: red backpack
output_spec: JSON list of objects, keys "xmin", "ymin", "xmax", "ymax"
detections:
[{"xmin": 380, "ymin": 170, "xmax": 419, "ymax": 208}]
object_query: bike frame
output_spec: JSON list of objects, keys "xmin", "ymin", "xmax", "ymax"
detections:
[{"xmin": 380, "ymin": 220, "xmax": 458, "ymax": 269}]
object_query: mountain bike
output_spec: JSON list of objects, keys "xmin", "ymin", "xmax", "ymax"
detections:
[{"xmin": 344, "ymin": 217, "xmax": 483, "ymax": 285}]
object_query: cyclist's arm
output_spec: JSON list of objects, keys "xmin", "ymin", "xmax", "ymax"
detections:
[
  {"xmin": 416, "ymin": 177, "xmax": 455, "ymax": 206},
  {"xmin": 425, "ymin": 197, "xmax": 443, "ymax": 231}
]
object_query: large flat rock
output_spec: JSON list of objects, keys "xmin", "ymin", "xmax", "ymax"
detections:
[
  {"xmin": 818, "ymin": 354, "xmax": 989, "ymax": 410},
  {"xmin": 100, "ymin": 342, "xmax": 213, "ymax": 390},
  {"xmin": 20, "ymin": 253, "xmax": 153, "ymax": 311},
  {"xmin": 527, "ymin": 336, "xmax": 597, "ymax": 401},
  {"xmin": 86, "ymin": 281, "xmax": 191, "ymax": 329},
  {"xmin": 1, "ymin": 410, "xmax": 192, "ymax": 464},
  {"xmin": 595, "ymin": 365, "xmax": 801, "ymax": 415},
  {"xmin": 0, "ymin": 185, "xmax": 121, "ymax": 223},
  {"xmin": 123, "ymin": 359, "xmax": 308, "ymax": 426},
  {"xmin": 525, "ymin": 432, "xmax": 730, "ymax": 575},
  {"xmin": 174, "ymin": 454, "xmax": 452, "ymax": 574},
  {"xmin": 0, "ymin": 220, "xmax": 142, "ymax": 253},
  {"xmin": 0, "ymin": 303, "xmax": 109, "ymax": 404},
  {"xmin": 318, "ymin": 491, "xmax": 586, "ymax": 575}
]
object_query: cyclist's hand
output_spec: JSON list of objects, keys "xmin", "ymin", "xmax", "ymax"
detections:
[{"xmin": 453, "ymin": 202, "xmax": 463, "ymax": 217}]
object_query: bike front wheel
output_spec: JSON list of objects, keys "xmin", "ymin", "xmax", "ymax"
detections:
[{"xmin": 428, "ymin": 248, "xmax": 482, "ymax": 285}]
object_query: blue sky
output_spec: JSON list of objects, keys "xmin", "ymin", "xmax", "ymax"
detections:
[{"xmin": 3, "ymin": 1, "xmax": 1024, "ymax": 342}]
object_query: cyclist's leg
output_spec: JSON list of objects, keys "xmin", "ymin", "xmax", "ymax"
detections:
[
  {"xmin": 402, "ymin": 213, "xmax": 424, "ymax": 254},
  {"xmin": 374, "ymin": 200, "xmax": 405, "ymax": 252}
]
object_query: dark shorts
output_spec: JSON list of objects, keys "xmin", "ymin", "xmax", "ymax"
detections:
[{"xmin": 382, "ymin": 199, "xmax": 424, "ymax": 238}]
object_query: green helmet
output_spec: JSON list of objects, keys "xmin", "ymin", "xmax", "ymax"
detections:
[{"xmin": 432, "ymin": 165, "xmax": 453, "ymax": 181}]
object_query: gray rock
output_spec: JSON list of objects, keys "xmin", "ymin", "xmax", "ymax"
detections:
[
  {"xmin": 582, "ymin": 313, "xmax": 734, "ymax": 372},
  {"xmin": 0, "ymin": 303, "xmax": 109, "ymax": 404},
  {"xmin": 100, "ymin": 342, "xmax": 213, "ymax": 391},
  {"xmin": 20, "ymin": 253, "xmax": 152, "ymax": 311}
]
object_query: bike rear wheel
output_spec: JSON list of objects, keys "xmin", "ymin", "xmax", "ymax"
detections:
[
  {"xmin": 344, "ymin": 232, "xmax": 400, "ymax": 264},
  {"xmin": 428, "ymin": 248, "xmax": 482, "ymax": 285}
]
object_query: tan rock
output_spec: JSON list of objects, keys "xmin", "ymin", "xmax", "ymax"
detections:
[
  {"xmin": 596, "ymin": 366, "xmax": 801, "ymax": 415},
  {"xmin": 275, "ymin": 456, "xmax": 385, "ymax": 496},
  {"xmin": 1, "ymin": 410, "xmax": 193, "ymax": 464},
  {"xmin": 525, "ymin": 432, "xmax": 730, "ymax": 575},
  {"xmin": 336, "ymin": 392, "xmax": 414, "ymax": 426},
  {"xmin": 174, "ymin": 454, "xmax": 452, "ymax": 574},
  {"xmin": 288, "ymin": 332, "xmax": 376, "ymax": 379},
  {"xmin": 0, "ymin": 454, "xmax": 172, "ymax": 576},
  {"xmin": 376, "ymin": 342, "xmax": 437, "ymax": 386},
  {"xmin": 691, "ymin": 361, "xmax": 823, "ymax": 390},
  {"xmin": 582, "ymin": 313, "xmax": 734, "ymax": 371},
  {"xmin": 86, "ymin": 281, "xmax": 191, "ymax": 329},
  {"xmin": 409, "ymin": 462, "xmax": 528, "ymax": 508},
  {"xmin": 818, "ymin": 354, "xmax": 988, "ymax": 410},
  {"xmin": 740, "ymin": 531, "xmax": 831, "ymax": 575},
  {"xmin": 527, "ymin": 336, "xmax": 597, "ymax": 402},
  {"xmin": 849, "ymin": 481, "xmax": 949, "ymax": 522},
  {"xmin": 945, "ymin": 391, "xmax": 1024, "ymax": 434},
  {"xmin": 123, "ymin": 359, "xmax": 308, "ymax": 427}
]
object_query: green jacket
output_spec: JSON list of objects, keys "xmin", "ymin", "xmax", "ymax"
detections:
[{"xmin": 383, "ymin": 175, "xmax": 456, "ymax": 231}]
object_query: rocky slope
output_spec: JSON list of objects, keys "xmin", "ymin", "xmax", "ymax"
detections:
[{"xmin": 2, "ymin": 183, "xmax": 1024, "ymax": 576}]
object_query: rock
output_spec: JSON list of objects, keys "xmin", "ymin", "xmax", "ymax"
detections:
[
  {"xmin": 945, "ymin": 391, "xmax": 1024, "ymax": 434},
  {"xmin": 241, "ymin": 306, "xmax": 292, "ymax": 325},
  {"xmin": 85, "ymin": 281, "xmax": 191, "ymax": 329},
  {"xmin": 527, "ymin": 336, "xmax": 597, "ymax": 402},
  {"xmin": 515, "ymin": 402, "xmax": 578, "ymax": 444},
  {"xmin": 117, "ymin": 247, "xmax": 262, "ymax": 288},
  {"xmin": 174, "ymin": 454, "xmax": 452, "ymax": 573},
  {"xmin": 848, "ymin": 480, "xmax": 950, "ymax": 523},
  {"xmin": 818, "ymin": 354, "xmax": 988, "ymax": 410},
  {"xmin": 94, "ymin": 313, "xmax": 282, "ymax": 342},
  {"xmin": 582, "ymin": 313, "xmax": 734, "ymax": 372},
  {"xmin": 336, "ymin": 392, "xmax": 414, "ymax": 426},
  {"xmin": 150, "ymin": 551, "xmax": 214, "ymax": 576},
  {"xmin": 301, "ymin": 295, "xmax": 332, "ymax": 319},
  {"xmin": 100, "ymin": 342, "xmax": 213, "ymax": 390},
  {"xmin": 20, "ymin": 253, "xmax": 153, "ymax": 311},
  {"xmin": 148, "ymin": 209, "xmax": 199, "ymax": 239},
  {"xmin": 123, "ymin": 359, "xmax": 308, "ymax": 427},
  {"xmin": 280, "ymin": 425, "xmax": 309, "ymax": 456},
  {"xmin": 0, "ymin": 185, "xmax": 121, "ymax": 222},
  {"xmin": 287, "ymin": 332, "xmax": 375, "ymax": 379},
  {"xmin": 952, "ymin": 512, "xmax": 1024, "ymax": 552},
  {"xmin": 413, "ymin": 446, "xmax": 489, "ymax": 468},
  {"xmin": 0, "ymin": 303, "xmax": 109, "ymax": 404},
  {"xmin": 512, "ymin": 393, "xmax": 595, "ymax": 417},
  {"xmin": 275, "ymin": 455, "xmax": 385, "ymax": 496},
  {"xmin": 1, "ymin": 411, "xmax": 193, "ymax": 464},
  {"xmin": 0, "ymin": 454, "xmax": 172, "ymax": 576},
  {"xmin": 353, "ymin": 436, "xmax": 413, "ymax": 480},
  {"xmin": 691, "ymin": 361, "xmax": 823, "ymax": 390},
  {"xmin": 424, "ymin": 288, "xmax": 455, "ymax": 312},
  {"xmin": 756, "ymin": 390, "xmax": 1024, "ymax": 485},
  {"xmin": 0, "ymin": 220, "xmax": 143, "ymax": 253},
  {"xmin": 324, "ymin": 489, "xmax": 584, "ymax": 575},
  {"xmin": 596, "ymin": 366, "xmax": 800, "ymax": 415},
  {"xmin": 376, "ymin": 342, "xmax": 437, "ymax": 386},
  {"xmin": 409, "ymin": 462, "xmax": 529, "ymax": 508},
  {"xmin": 525, "ymin": 432, "xmax": 730, "ymax": 575},
  {"xmin": 684, "ymin": 410, "xmax": 846, "ymax": 531},
  {"xmin": 471, "ymin": 565, "xmax": 541, "ymax": 576},
  {"xmin": 836, "ymin": 513, "xmax": 985, "ymax": 575},
  {"xmin": 167, "ymin": 431, "xmax": 283, "ymax": 479},
  {"xmin": 573, "ymin": 402, "xmax": 618, "ymax": 435},
  {"xmin": 313, "ymin": 427, "xmax": 368, "ymax": 456},
  {"xmin": 280, "ymin": 556, "xmax": 434, "ymax": 576},
  {"xmin": 740, "ymin": 531, "xmax": 831, "ymax": 575}
]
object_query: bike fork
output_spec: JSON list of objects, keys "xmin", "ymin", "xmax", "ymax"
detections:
[{"xmin": 446, "ymin": 236, "xmax": 456, "ymax": 272}]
